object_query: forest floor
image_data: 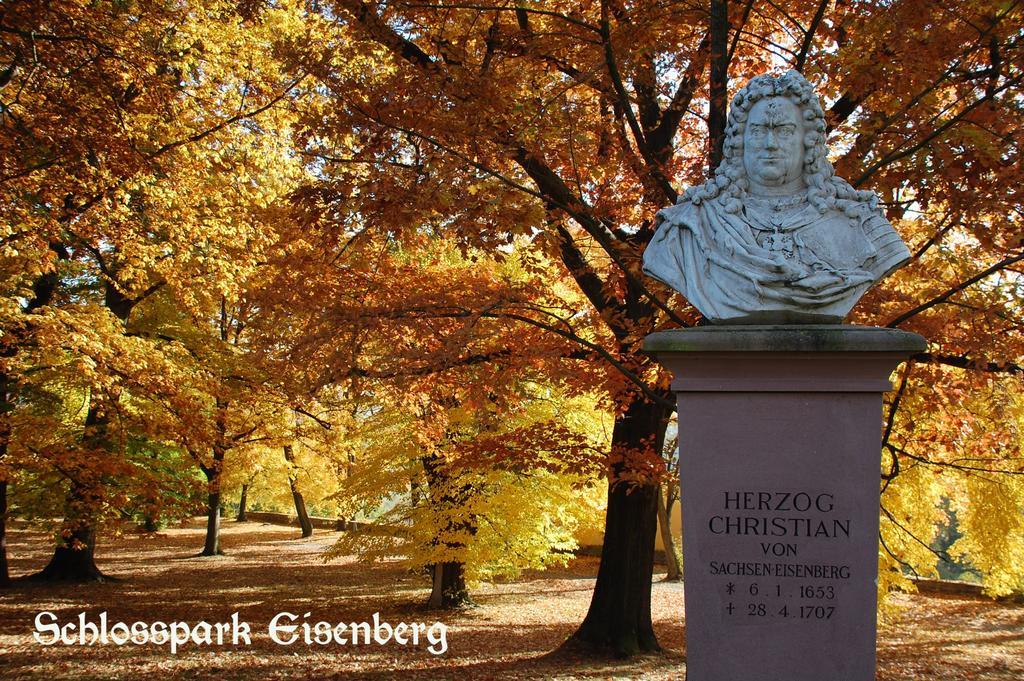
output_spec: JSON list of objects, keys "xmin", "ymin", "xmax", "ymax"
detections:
[{"xmin": 1, "ymin": 519, "xmax": 1022, "ymax": 680}]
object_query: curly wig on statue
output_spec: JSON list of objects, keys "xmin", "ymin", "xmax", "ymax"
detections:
[{"xmin": 683, "ymin": 70, "xmax": 879, "ymax": 219}]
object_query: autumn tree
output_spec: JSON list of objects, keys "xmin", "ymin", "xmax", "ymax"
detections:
[
  {"xmin": 0, "ymin": 0, "xmax": 308, "ymax": 579},
  {"xmin": 283, "ymin": 0, "xmax": 1024, "ymax": 654},
  {"xmin": 1, "ymin": 0, "xmax": 1020, "ymax": 651},
  {"xmin": 247, "ymin": 204, "xmax": 617, "ymax": 593},
  {"xmin": 299, "ymin": 247, "xmax": 610, "ymax": 608},
  {"xmin": 329, "ymin": 384, "xmax": 608, "ymax": 607},
  {"xmin": 220, "ymin": 421, "xmax": 347, "ymax": 531}
]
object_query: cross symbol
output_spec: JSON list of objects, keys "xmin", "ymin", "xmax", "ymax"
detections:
[{"xmin": 726, "ymin": 603, "xmax": 735, "ymax": 615}]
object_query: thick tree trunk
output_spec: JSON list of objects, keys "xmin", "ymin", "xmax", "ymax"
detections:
[
  {"xmin": 421, "ymin": 449, "xmax": 475, "ymax": 608},
  {"xmin": 236, "ymin": 484, "xmax": 249, "ymax": 522},
  {"xmin": 427, "ymin": 561, "xmax": 471, "ymax": 608},
  {"xmin": 34, "ymin": 493, "xmax": 105, "ymax": 577},
  {"xmin": 202, "ymin": 490, "xmax": 222, "ymax": 556},
  {"xmin": 283, "ymin": 445, "xmax": 313, "ymax": 538},
  {"xmin": 141, "ymin": 451, "xmax": 160, "ymax": 532},
  {"xmin": 708, "ymin": 0, "xmax": 730, "ymax": 170},
  {"xmin": 0, "ymin": 480, "xmax": 9, "ymax": 587},
  {"xmin": 657, "ymin": 482, "xmax": 683, "ymax": 582},
  {"xmin": 34, "ymin": 268, "xmax": 138, "ymax": 582},
  {"xmin": 34, "ymin": 522, "xmax": 106, "ymax": 581},
  {"xmin": 291, "ymin": 489, "xmax": 313, "ymax": 537},
  {"xmin": 36, "ymin": 519, "xmax": 106, "ymax": 581},
  {"xmin": 571, "ymin": 397, "xmax": 671, "ymax": 656},
  {"xmin": 35, "ymin": 400, "xmax": 109, "ymax": 582}
]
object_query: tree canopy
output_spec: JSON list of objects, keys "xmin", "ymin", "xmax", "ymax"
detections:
[{"xmin": 1, "ymin": 0, "xmax": 1022, "ymax": 656}]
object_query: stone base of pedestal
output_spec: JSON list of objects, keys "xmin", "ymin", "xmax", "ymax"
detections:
[{"xmin": 644, "ymin": 326, "xmax": 926, "ymax": 681}]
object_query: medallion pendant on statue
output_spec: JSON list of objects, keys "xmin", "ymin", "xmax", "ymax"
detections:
[{"xmin": 762, "ymin": 203, "xmax": 797, "ymax": 259}]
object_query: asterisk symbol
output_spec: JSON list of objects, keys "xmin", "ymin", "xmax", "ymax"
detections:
[{"xmin": 726, "ymin": 582, "xmax": 735, "ymax": 595}]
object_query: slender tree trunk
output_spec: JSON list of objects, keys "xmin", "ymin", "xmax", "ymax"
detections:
[
  {"xmin": 410, "ymin": 477, "xmax": 421, "ymax": 507},
  {"xmin": 571, "ymin": 397, "xmax": 671, "ymax": 656},
  {"xmin": 200, "ymin": 448, "xmax": 225, "ymax": 556},
  {"xmin": 236, "ymin": 484, "xmax": 249, "ymax": 522},
  {"xmin": 283, "ymin": 445, "xmax": 313, "ymax": 538},
  {"xmin": 202, "ymin": 489, "xmax": 222, "ymax": 556},
  {"xmin": 291, "ymin": 490, "xmax": 312, "ymax": 537},
  {"xmin": 200, "ymin": 444, "xmax": 225, "ymax": 556},
  {"xmin": 141, "ymin": 451, "xmax": 160, "ymax": 532},
  {"xmin": 657, "ymin": 482, "xmax": 682, "ymax": 582},
  {"xmin": 200, "ymin": 397, "xmax": 229, "ymax": 556}
]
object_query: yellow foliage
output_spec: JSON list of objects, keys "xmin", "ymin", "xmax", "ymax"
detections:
[{"xmin": 327, "ymin": 384, "xmax": 609, "ymax": 583}]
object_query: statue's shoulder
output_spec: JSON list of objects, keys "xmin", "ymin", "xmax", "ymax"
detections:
[
  {"xmin": 859, "ymin": 202, "xmax": 894, "ymax": 230},
  {"xmin": 822, "ymin": 200, "xmax": 897, "ymax": 238},
  {"xmin": 858, "ymin": 204, "xmax": 910, "ymax": 270},
  {"xmin": 814, "ymin": 200, "xmax": 909, "ymax": 276},
  {"xmin": 656, "ymin": 190, "xmax": 716, "ymax": 226}
]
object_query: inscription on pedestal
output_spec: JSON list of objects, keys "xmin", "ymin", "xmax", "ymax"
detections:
[{"xmin": 707, "ymin": 490, "xmax": 851, "ymax": 627}]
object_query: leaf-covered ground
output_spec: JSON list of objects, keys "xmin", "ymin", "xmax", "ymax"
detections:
[{"xmin": 1, "ymin": 520, "xmax": 1021, "ymax": 680}]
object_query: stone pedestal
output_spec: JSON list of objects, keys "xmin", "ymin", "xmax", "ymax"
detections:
[{"xmin": 644, "ymin": 326, "xmax": 926, "ymax": 681}]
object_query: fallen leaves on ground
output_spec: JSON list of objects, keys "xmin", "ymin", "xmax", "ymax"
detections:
[{"xmin": 0, "ymin": 520, "xmax": 1020, "ymax": 680}]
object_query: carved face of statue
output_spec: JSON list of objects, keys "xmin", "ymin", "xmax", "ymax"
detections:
[{"xmin": 742, "ymin": 97, "xmax": 805, "ymax": 194}]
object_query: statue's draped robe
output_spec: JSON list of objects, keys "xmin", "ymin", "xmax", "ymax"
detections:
[{"xmin": 642, "ymin": 195, "xmax": 910, "ymax": 323}]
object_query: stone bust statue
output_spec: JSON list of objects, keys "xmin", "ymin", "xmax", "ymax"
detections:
[{"xmin": 642, "ymin": 70, "xmax": 910, "ymax": 324}]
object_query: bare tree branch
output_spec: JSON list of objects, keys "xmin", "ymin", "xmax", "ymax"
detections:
[
  {"xmin": 598, "ymin": 6, "xmax": 677, "ymax": 202},
  {"xmin": 912, "ymin": 352, "xmax": 1023, "ymax": 376},
  {"xmin": 405, "ymin": 3, "xmax": 601, "ymax": 33},
  {"xmin": 794, "ymin": 0, "xmax": 830, "ymax": 72}
]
